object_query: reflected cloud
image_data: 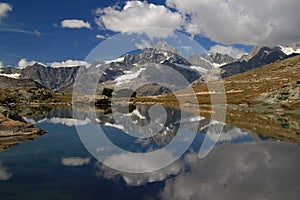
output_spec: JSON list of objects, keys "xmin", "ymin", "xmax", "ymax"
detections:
[
  {"xmin": 95, "ymin": 149, "xmax": 189, "ymax": 186},
  {"xmin": 160, "ymin": 142, "xmax": 300, "ymax": 200},
  {"xmin": 102, "ymin": 149, "xmax": 178, "ymax": 173},
  {"xmin": 50, "ymin": 118, "xmax": 91, "ymax": 127},
  {"xmin": 0, "ymin": 165, "xmax": 12, "ymax": 181},
  {"xmin": 209, "ymin": 127, "xmax": 249, "ymax": 143},
  {"xmin": 24, "ymin": 117, "xmax": 91, "ymax": 127},
  {"xmin": 61, "ymin": 157, "xmax": 91, "ymax": 167},
  {"xmin": 96, "ymin": 158, "xmax": 185, "ymax": 186}
]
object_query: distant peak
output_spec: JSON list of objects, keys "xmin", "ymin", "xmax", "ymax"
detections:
[
  {"xmin": 240, "ymin": 46, "xmax": 269, "ymax": 62},
  {"xmin": 30, "ymin": 62, "xmax": 47, "ymax": 68},
  {"xmin": 153, "ymin": 41, "xmax": 177, "ymax": 53}
]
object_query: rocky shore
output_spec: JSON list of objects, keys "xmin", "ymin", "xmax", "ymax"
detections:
[{"xmin": 0, "ymin": 106, "xmax": 45, "ymax": 151}]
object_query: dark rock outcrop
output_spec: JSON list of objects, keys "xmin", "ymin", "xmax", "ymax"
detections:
[
  {"xmin": 0, "ymin": 106, "xmax": 45, "ymax": 151},
  {"xmin": 221, "ymin": 46, "xmax": 287, "ymax": 77},
  {"xmin": 21, "ymin": 64, "xmax": 81, "ymax": 90}
]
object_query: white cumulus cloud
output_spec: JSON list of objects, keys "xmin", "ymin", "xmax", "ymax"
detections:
[
  {"xmin": 0, "ymin": 3, "xmax": 12, "ymax": 20},
  {"xmin": 18, "ymin": 59, "xmax": 90, "ymax": 68},
  {"xmin": 95, "ymin": 1, "xmax": 185, "ymax": 38},
  {"xmin": 166, "ymin": 0, "xmax": 300, "ymax": 47},
  {"xmin": 49, "ymin": 60, "xmax": 90, "ymax": 68},
  {"xmin": 61, "ymin": 19, "xmax": 91, "ymax": 29},
  {"xmin": 209, "ymin": 45, "xmax": 247, "ymax": 59},
  {"xmin": 18, "ymin": 58, "xmax": 38, "ymax": 69}
]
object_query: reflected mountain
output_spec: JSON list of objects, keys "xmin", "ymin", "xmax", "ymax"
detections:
[
  {"xmin": 0, "ymin": 106, "xmax": 299, "ymax": 199},
  {"xmin": 24, "ymin": 105, "xmax": 260, "ymax": 149},
  {"xmin": 224, "ymin": 108, "xmax": 300, "ymax": 144}
]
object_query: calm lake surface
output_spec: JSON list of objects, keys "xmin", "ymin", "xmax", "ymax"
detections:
[{"xmin": 0, "ymin": 105, "xmax": 299, "ymax": 200}]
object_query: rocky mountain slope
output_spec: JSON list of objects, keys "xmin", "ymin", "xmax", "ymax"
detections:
[
  {"xmin": 163, "ymin": 54, "xmax": 300, "ymax": 109},
  {"xmin": 0, "ymin": 76, "xmax": 71, "ymax": 105},
  {"xmin": 21, "ymin": 64, "xmax": 81, "ymax": 90},
  {"xmin": 1, "ymin": 42, "xmax": 206, "ymax": 96},
  {"xmin": 220, "ymin": 46, "xmax": 287, "ymax": 77},
  {"xmin": 188, "ymin": 53, "xmax": 236, "ymax": 69},
  {"xmin": 222, "ymin": 54, "xmax": 300, "ymax": 107},
  {"xmin": 0, "ymin": 67, "xmax": 22, "ymax": 74},
  {"xmin": 1, "ymin": 43, "xmax": 298, "ymax": 100},
  {"xmin": 0, "ymin": 75, "xmax": 44, "ymax": 89},
  {"xmin": 70, "ymin": 43, "xmax": 208, "ymax": 98}
]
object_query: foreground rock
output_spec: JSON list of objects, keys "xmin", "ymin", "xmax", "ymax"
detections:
[{"xmin": 0, "ymin": 106, "xmax": 45, "ymax": 151}]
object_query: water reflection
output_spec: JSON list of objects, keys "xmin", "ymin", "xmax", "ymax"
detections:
[
  {"xmin": 61, "ymin": 157, "xmax": 91, "ymax": 167},
  {"xmin": 94, "ymin": 140, "xmax": 300, "ymax": 200},
  {"xmin": 96, "ymin": 156, "xmax": 186, "ymax": 186},
  {"xmin": 0, "ymin": 106, "xmax": 298, "ymax": 199},
  {"xmin": 25, "ymin": 105, "xmax": 256, "ymax": 148},
  {"xmin": 0, "ymin": 165, "xmax": 12, "ymax": 181},
  {"xmin": 25, "ymin": 105, "xmax": 264, "ymax": 179},
  {"xmin": 160, "ymin": 142, "xmax": 300, "ymax": 200},
  {"xmin": 25, "ymin": 105, "xmax": 257, "ymax": 173}
]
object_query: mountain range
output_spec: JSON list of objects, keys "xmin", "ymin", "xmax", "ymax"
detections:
[{"xmin": 0, "ymin": 42, "xmax": 299, "ymax": 99}]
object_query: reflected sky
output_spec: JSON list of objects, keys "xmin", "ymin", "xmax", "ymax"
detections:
[
  {"xmin": 161, "ymin": 142, "xmax": 300, "ymax": 200},
  {"xmin": 0, "ymin": 165, "xmax": 12, "ymax": 181},
  {"xmin": 0, "ymin": 106, "xmax": 298, "ymax": 199}
]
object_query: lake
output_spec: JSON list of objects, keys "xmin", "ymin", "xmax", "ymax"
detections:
[{"xmin": 0, "ymin": 105, "xmax": 299, "ymax": 200}]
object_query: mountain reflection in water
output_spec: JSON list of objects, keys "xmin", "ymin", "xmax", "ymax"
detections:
[{"xmin": 0, "ymin": 105, "xmax": 298, "ymax": 200}]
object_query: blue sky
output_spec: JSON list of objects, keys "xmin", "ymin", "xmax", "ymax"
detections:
[
  {"xmin": 0, "ymin": 0, "xmax": 117, "ymax": 66},
  {"xmin": 1, "ymin": 0, "xmax": 298, "ymax": 67}
]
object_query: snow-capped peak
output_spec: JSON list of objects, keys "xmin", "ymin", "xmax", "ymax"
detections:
[
  {"xmin": 153, "ymin": 41, "xmax": 177, "ymax": 54},
  {"xmin": 279, "ymin": 46, "xmax": 300, "ymax": 55}
]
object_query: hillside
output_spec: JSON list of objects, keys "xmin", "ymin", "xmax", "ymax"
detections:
[
  {"xmin": 0, "ymin": 75, "xmax": 44, "ymax": 89},
  {"xmin": 0, "ymin": 76, "xmax": 72, "ymax": 105},
  {"xmin": 157, "ymin": 54, "xmax": 300, "ymax": 109},
  {"xmin": 220, "ymin": 54, "xmax": 300, "ymax": 107}
]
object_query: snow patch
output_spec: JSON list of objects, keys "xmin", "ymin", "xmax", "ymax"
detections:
[
  {"xmin": 124, "ymin": 109, "xmax": 146, "ymax": 119},
  {"xmin": 115, "ymin": 68, "xmax": 146, "ymax": 85},
  {"xmin": 212, "ymin": 63, "xmax": 227, "ymax": 68},
  {"xmin": 104, "ymin": 57, "xmax": 125, "ymax": 64},
  {"xmin": 175, "ymin": 64, "xmax": 206, "ymax": 74},
  {"xmin": 190, "ymin": 66, "xmax": 208, "ymax": 73},
  {"xmin": 0, "ymin": 73, "xmax": 21, "ymax": 79},
  {"xmin": 279, "ymin": 46, "xmax": 300, "ymax": 55},
  {"xmin": 104, "ymin": 122, "xmax": 125, "ymax": 130}
]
